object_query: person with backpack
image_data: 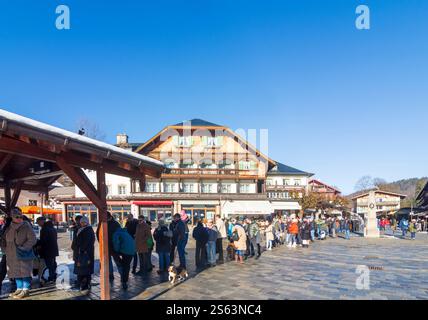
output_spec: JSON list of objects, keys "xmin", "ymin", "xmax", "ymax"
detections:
[
  {"xmin": 232, "ymin": 219, "xmax": 247, "ymax": 264},
  {"xmin": 399, "ymin": 218, "xmax": 409, "ymax": 238},
  {"xmin": 112, "ymin": 226, "xmax": 136, "ymax": 290},
  {"xmin": 125, "ymin": 214, "xmax": 139, "ymax": 274},
  {"xmin": 74, "ymin": 216, "xmax": 95, "ymax": 294},
  {"xmin": 192, "ymin": 217, "xmax": 208, "ymax": 269},
  {"xmin": 153, "ymin": 219, "xmax": 171, "ymax": 274},
  {"xmin": 135, "ymin": 216, "xmax": 153, "ymax": 274}
]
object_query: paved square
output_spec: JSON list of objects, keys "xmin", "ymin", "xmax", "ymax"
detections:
[{"xmin": 155, "ymin": 234, "xmax": 428, "ymax": 300}]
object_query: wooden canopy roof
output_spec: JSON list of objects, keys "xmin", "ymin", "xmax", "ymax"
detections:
[{"xmin": 0, "ymin": 109, "xmax": 164, "ymax": 195}]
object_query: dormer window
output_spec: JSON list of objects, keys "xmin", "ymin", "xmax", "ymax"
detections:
[{"xmin": 173, "ymin": 135, "xmax": 193, "ymax": 147}]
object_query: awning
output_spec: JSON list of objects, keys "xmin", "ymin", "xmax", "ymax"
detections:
[
  {"xmin": 131, "ymin": 201, "xmax": 173, "ymax": 206},
  {"xmin": 270, "ymin": 201, "xmax": 301, "ymax": 211},
  {"xmin": 20, "ymin": 206, "xmax": 63, "ymax": 215},
  {"xmin": 221, "ymin": 200, "xmax": 272, "ymax": 216}
]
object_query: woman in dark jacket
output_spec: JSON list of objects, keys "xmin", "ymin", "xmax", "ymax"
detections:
[
  {"xmin": 301, "ymin": 219, "xmax": 311, "ymax": 248},
  {"xmin": 36, "ymin": 218, "xmax": 59, "ymax": 283},
  {"xmin": 153, "ymin": 219, "xmax": 171, "ymax": 274},
  {"xmin": 74, "ymin": 216, "xmax": 95, "ymax": 293}
]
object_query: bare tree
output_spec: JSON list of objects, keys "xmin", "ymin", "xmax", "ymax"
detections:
[
  {"xmin": 76, "ymin": 118, "xmax": 106, "ymax": 141},
  {"xmin": 354, "ymin": 175, "xmax": 374, "ymax": 191}
]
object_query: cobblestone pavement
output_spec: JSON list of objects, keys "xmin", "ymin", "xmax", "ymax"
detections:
[
  {"xmin": 155, "ymin": 233, "xmax": 428, "ymax": 300},
  {"xmin": 1, "ymin": 230, "xmax": 427, "ymax": 300}
]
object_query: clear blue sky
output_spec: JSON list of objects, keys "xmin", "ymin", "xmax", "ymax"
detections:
[{"xmin": 1, "ymin": 0, "xmax": 427, "ymax": 194}]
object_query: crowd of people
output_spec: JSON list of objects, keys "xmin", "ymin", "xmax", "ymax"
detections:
[{"xmin": 0, "ymin": 207, "xmax": 426, "ymax": 299}]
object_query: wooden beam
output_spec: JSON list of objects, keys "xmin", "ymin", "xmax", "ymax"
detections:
[
  {"xmin": 0, "ymin": 154, "xmax": 13, "ymax": 171},
  {"xmin": 10, "ymin": 181, "xmax": 23, "ymax": 208},
  {"xmin": 96, "ymin": 167, "xmax": 110, "ymax": 300},
  {"xmin": 9, "ymin": 170, "xmax": 64, "ymax": 183},
  {"xmin": 4, "ymin": 182, "xmax": 11, "ymax": 214},
  {"xmin": 0, "ymin": 134, "xmax": 161, "ymax": 179},
  {"xmin": 56, "ymin": 156, "xmax": 104, "ymax": 210}
]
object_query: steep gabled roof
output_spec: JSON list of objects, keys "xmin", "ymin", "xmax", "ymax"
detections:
[
  {"xmin": 350, "ymin": 188, "xmax": 406, "ymax": 200},
  {"xmin": 268, "ymin": 161, "xmax": 313, "ymax": 176},
  {"xmin": 134, "ymin": 118, "xmax": 275, "ymax": 165},
  {"xmin": 173, "ymin": 119, "xmax": 222, "ymax": 127},
  {"xmin": 309, "ymin": 179, "xmax": 341, "ymax": 193}
]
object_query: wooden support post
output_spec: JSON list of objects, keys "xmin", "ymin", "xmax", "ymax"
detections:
[
  {"xmin": 97, "ymin": 167, "xmax": 110, "ymax": 300},
  {"xmin": 10, "ymin": 181, "xmax": 23, "ymax": 208},
  {"xmin": 4, "ymin": 182, "xmax": 11, "ymax": 214}
]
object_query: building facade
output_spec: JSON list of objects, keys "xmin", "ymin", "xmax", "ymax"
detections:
[
  {"xmin": 351, "ymin": 189, "xmax": 406, "ymax": 215},
  {"xmin": 63, "ymin": 119, "xmax": 313, "ymax": 224}
]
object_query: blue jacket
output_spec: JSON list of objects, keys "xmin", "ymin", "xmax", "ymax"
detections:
[{"xmin": 113, "ymin": 228, "xmax": 136, "ymax": 256}]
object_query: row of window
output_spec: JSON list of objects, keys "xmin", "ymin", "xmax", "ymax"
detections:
[
  {"xmin": 267, "ymin": 179, "xmax": 302, "ymax": 186},
  {"xmin": 267, "ymin": 192, "xmax": 303, "ymax": 199},
  {"xmin": 174, "ymin": 136, "xmax": 224, "ymax": 147},
  {"xmin": 145, "ymin": 182, "xmax": 253, "ymax": 194},
  {"xmin": 165, "ymin": 159, "xmax": 257, "ymax": 170}
]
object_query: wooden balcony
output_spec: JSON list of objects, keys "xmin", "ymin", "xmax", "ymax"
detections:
[
  {"xmin": 162, "ymin": 168, "xmax": 259, "ymax": 179},
  {"xmin": 266, "ymin": 184, "xmax": 304, "ymax": 190}
]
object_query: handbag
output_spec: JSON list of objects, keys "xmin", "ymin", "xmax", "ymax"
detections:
[
  {"xmin": 231, "ymin": 231, "xmax": 239, "ymax": 242},
  {"xmin": 14, "ymin": 228, "xmax": 36, "ymax": 261},
  {"xmin": 16, "ymin": 246, "xmax": 36, "ymax": 261},
  {"xmin": 147, "ymin": 236, "xmax": 154, "ymax": 249}
]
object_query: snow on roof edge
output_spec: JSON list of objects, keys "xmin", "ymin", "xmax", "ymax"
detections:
[{"xmin": 0, "ymin": 108, "xmax": 164, "ymax": 168}]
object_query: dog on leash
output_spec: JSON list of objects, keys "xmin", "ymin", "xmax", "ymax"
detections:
[{"xmin": 168, "ymin": 265, "xmax": 188, "ymax": 284}]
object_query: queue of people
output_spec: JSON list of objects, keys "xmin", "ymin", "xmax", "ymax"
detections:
[{"xmin": 1, "ymin": 206, "xmax": 426, "ymax": 299}]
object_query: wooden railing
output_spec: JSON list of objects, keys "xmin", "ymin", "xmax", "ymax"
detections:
[{"xmin": 164, "ymin": 168, "xmax": 259, "ymax": 177}]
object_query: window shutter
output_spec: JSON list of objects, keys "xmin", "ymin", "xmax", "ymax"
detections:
[
  {"xmin": 216, "ymin": 136, "xmax": 223, "ymax": 146},
  {"xmin": 202, "ymin": 136, "xmax": 207, "ymax": 146}
]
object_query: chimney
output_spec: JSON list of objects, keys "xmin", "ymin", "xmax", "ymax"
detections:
[{"xmin": 116, "ymin": 133, "xmax": 128, "ymax": 145}]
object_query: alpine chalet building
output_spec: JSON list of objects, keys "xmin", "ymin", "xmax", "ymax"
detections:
[{"xmin": 63, "ymin": 119, "xmax": 313, "ymax": 224}]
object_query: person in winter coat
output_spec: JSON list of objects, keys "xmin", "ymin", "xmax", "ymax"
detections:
[
  {"xmin": 192, "ymin": 218, "xmax": 208, "ymax": 269},
  {"xmin": 112, "ymin": 227, "xmax": 136, "ymax": 289},
  {"xmin": 215, "ymin": 215, "xmax": 227, "ymax": 263},
  {"xmin": 408, "ymin": 220, "xmax": 417, "ymax": 240},
  {"xmin": 287, "ymin": 219, "xmax": 299, "ymax": 248},
  {"xmin": 169, "ymin": 218, "xmax": 178, "ymax": 263},
  {"xmin": 4, "ymin": 209, "xmax": 37, "ymax": 299},
  {"xmin": 232, "ymin": 220, "xmax": 247, "ymax": 264},
  {"xmin": 205, "ymin": 220, "xmax": 218, "ymax": 267},
  {"xmin": 36, "ymin": 217, "xmax": 59, "ymax": 283},
  {"xmin": 125, "ymin": 214, "xmax": 139, "ymax": 274},
  {"xmin": 248, "ymin": 218, "xmax": 261, "ymax": 258},
  {"xmin": 74, "ymin": 216, "xmax": 95, "ymax": 294},
  {"xmin": 399, "ymin": 218, "xmax": 409, "ymax": 237},
  {"xmin": 172, "ymin": 213, "xmax": 187, "ymax": 270},
  {"xmin": 0, "ymin": 214, "xmax": 12, "ymax": 294},
  {"xmin": 153, "ymin": 219, "xmax": 171, "ymax": 273},
  {"xmin": 265, "ymin": 221, "xmax": 274, "ymax": 251},
  {"xmin": 134, "ymin": 216, "xmax": 153, "ymax": 274},
  {"xmin": 301, "ymin": 219, "xmax": 311, "ymax": 248},
  {"xmin": 96, "ymin": 212, "xmax": 121, "ymax": 281}
]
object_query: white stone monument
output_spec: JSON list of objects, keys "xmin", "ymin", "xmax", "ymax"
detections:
[{"xmin": 365, "ymin": 190, "xmax": 380, "ymax": 238}]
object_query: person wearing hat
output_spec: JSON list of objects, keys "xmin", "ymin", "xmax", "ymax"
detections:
[
  {"xmin": 36, "ymin": 216, "xmax": 59, "ymax": 284},
  {"xmin": 4, "ymin": 208, "xmax": 37, "ymax": 299},
  {"xmin": 74, "ymin": 216, "xmax": 95, "ymax": 294}
]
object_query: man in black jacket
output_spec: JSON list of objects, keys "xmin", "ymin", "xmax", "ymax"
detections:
[
  {"xmin": 36, "ymin": 217, "xmax": 59, "ymax": 283},
  {"xmin": 192, "ymin": 218, "xmax": 208, "ymax": 269}
]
